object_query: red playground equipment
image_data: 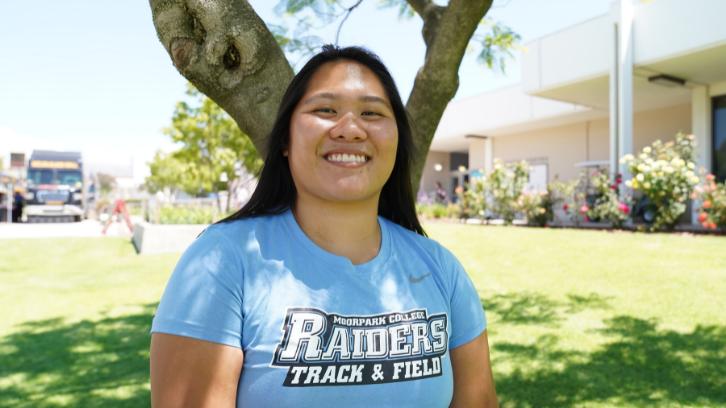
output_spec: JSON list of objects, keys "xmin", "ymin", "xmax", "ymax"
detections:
[{"xmin": 102, "ymin": 199, "xmax": 135, "ymax": 235}]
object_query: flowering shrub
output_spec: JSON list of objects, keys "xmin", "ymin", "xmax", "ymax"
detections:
[
  {"xmin": 588, "ymin": 172, "xmax": 631, "ymax": 229},
  {"xmin": 159, "ymin": 205, "xmax": 222, "ymax": 224},
  {"xmin": 561, "ymin": 174, "xmax": 589, "ymax": 226},
  {"xmin": 621, "ymin": 133, "xmax": 701, "ymax": 231},
  {"xmin": 693, "ymin": 174, "xmax": 726, "ymax": 230},
  {"xmin": 465, "ymin": 178, "xmax": 488, "ymax": 220},
  {"xmin": 415, "ymin": 202, "xmax": 447, "ymax": 219},
  {"xmin": 487, "ymin": 159, "xmax": 529, "ymax": 225},
  {"xmin": 416, "ymin": 189, "xmax": 434, "ymax": 205},
  {"xmin": 519, "ymin": 187, "xmax": 561, "ymax": 227},
  {"xmin": 446, "ymin": 202, "xmax": 463, "ymax": 219},
  {"xmin": 416, "ymin": 190, "xmax": 447, "ymax": 219},
  {"xmin": 450, "ymin": 186, "xmax": 468, "ymax": 219},
  {"xmin": 565, "ymin": 194, "xmax": 590, "ymax": 226}
]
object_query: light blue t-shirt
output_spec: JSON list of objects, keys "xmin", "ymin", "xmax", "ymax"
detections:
[{"xmin": 151, "ymin": 209, "xmax": 486, "ymax": 407}]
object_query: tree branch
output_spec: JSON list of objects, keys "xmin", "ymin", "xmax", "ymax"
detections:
[
  {"xmin": 405, "ymin": 0, "xmax": 435, "ymax": 18},
  {"xmin": 405, "ymin": 0, "xmax": 494, "ymax": 188},
  {"xmin": 335, "ymin": 0, "xmax": 364, "ymax": 45},
  {"xmin": 405, "ymin": 0, "xmax": 445, "ymax": 58},
  {"xmin": 149, "ymin": 0, "xmax": 295, "ymax": 154}
]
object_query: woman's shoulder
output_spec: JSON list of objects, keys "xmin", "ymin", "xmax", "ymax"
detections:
[
  {"xmin": 381, "ymin": 218, "xmax": 459, "ymax": 265},
  {"xmin": 202, "ymin": 212, "xmax": 286, "ymax": 240},
  {"xmin": 186, "ymin": 212, "xmax": 288, "ymax": 260}
]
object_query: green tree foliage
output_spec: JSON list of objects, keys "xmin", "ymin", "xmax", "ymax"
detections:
[
  {"xmin": 474, "ymin": 19, "xmax": 522, "ymax": 73},
  {"xmin": 145, "ymin": 151, "xmax": 188, "ymax": 195},
  {"xmin": 146, "ymin": 84, "xmax": 263, "ymax": 196},
  {"xmin": 96, "ymin": 173, "xmax": 117, "ymax": 197},
  {"xmin": 273, "ymin": 0, "xmax": 522, "ymax": 72}
]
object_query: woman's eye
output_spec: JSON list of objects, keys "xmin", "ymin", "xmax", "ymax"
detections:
[
  {"xmin": 316, "ymin": 108, "xmax": 335, "ymax": 114},
  {"xmin": 362, "ymin": 111, "xmax": 380, "ymax": 116}
]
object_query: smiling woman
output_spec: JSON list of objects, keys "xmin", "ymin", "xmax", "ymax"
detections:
[{"xmin": 149, "ymin": 45, "xmax": 498, "ymax": 408}]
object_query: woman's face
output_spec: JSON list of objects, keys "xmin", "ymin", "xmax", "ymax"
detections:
[{"xmin": 286, "ymin": 60, "xmax": 398, "ymax": 204}]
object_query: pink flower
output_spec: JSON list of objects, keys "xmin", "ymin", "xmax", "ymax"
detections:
[
  {"xmin": 709, "ymin": 222, "xmax": 717, "ymax": 230},
  {"xmin": 618, "ymin": 202, "xmax": 630, "ymax": 214},
  {"xmin": 580, "ymin": 205, "xmax": 589, "ymax": 214},
  {"xmin": 610, "ymin": 184, "xmax": 617, "ymax": 190},
  {"xmin": 583, "ymin": 216, "xmax": 590, "ymax": 222},
  {"xmin": 455, "ymin": 186, "xmax": 464, "ymax": 193},
  {"xmin": 616, "ymin": 179, "xmax": 622, "ymax": 185},
  {"xmin": 703, "ymin": 200, "xmax": 712, "ymax": 209},
  {"xmin": 702, "ymin": 221, "xmax": 710, "ymax": 228},
  {"xmin": 563, "ymin": 204, "xmax": 569, "ymax": 211},
  {"xmin": 706, "ymin": 174, "xmax": 715, "ymax": 182},
  {"xmin": 698, "ymin": 212, "xmax": 708, "ymax": 223}
]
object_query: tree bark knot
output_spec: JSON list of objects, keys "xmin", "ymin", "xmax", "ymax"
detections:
[{"xmin": 171, "ymin": 38, "xmax": 195, "ymax": 69}]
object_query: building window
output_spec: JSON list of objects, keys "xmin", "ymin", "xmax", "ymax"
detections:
[{"xmin": 714, "ymin": 95, "xmax": 726, "ymax": 182}]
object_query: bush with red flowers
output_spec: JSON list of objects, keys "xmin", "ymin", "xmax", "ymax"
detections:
[
  {"xmin": 587, "ymin": 172, "xmax": 632, "ymax": 229},
  {"xmin": 562, "ymin": 173, "xmax": 589, "ymax": 226},
  {"xmin": 693, "ymin": 174, "xmax": 726, "ymax": 231},
  {"xmin": 519, "ymin": 188, "xmax": 561, "ymax": 227}
]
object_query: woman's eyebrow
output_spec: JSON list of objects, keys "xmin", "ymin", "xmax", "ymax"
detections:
[
  {"xmin": 303, "ymin": 92, "xmax": 392, "ymax": 109},
  {"xmin": 360, "ymin": 95, "xmax": 392, "ymax": 109},
  {"xmin": 303, "ymin": 92, "xmax": 340, "ymax": 105}
]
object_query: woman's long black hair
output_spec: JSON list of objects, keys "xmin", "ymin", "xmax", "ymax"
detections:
[{"xmin": 221, "ymin": 45, "xmax": 425, "ymax": 236}]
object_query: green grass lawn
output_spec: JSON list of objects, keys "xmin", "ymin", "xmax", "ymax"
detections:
[
  {"xmin": 0, "ymin": 239, "xmax": 179, "ymax": 408},
  {"xmin": 427, "ymin": 223, "xmax": 726, "ymax": 408},
  {"xmin": 1, "ymin": 226, "xmax": 725, "ymax": 407}
]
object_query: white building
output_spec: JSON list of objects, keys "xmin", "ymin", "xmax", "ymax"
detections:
[{"xmin": 423, "ymin": 0, "xmax": 726, "ymax": 223}]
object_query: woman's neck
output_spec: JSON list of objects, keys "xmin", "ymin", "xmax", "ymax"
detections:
[{"xmin": 292, "ymin": 193, "xmax": 382, "ymax": 266}]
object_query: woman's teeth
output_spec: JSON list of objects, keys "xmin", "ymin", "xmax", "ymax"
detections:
[{"xmin": 327, "ymin": 153, "xmax": 368, "ymax": 163}]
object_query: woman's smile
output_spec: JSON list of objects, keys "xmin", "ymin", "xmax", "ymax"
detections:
[{"xmin": 324, "ymin": 152, "xmax": 371, "ymax": 166}]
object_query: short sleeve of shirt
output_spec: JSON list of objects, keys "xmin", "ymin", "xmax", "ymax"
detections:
[
  {"xmin": 445, "ymin": 252, "xmax": 487, "ymax": 349},
  {"xmin": 151, "ymin": 227, "xmax": 244, "ymax": 348}
]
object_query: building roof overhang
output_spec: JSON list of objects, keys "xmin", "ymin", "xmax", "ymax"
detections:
[{"xmin": 431, "ymin": 0, "xmax": 726, "ymax": 153}]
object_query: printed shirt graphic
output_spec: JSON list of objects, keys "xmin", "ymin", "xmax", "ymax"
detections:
[
  {"xmin": 152, "ymin": 210, "xmax": 486, "ymax": 407},
  {"xmin": 272, "ymin": 308, "xmax": 448, "ymax": 387}
]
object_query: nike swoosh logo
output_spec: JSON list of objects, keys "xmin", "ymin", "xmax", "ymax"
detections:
[{"xmin": 409, "ymin": 273, "xmax": 432, "ymax": 284}]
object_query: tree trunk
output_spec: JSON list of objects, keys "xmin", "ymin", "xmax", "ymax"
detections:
[
  {"xmin": 148, "ymin": 0, "xmax": 294, "ymax": 152},
  {"xmin": 148, "ymin": 0, "xmax": 493, "ymax": 189},
  {"xmin": 405, "ymin": 0, "xmax": 493, "ymax": 190}
]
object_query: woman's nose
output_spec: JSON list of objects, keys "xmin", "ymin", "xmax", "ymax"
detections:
[{"xmin": 330, "ymin": 112, "xmax": 367, "ymax": 141}]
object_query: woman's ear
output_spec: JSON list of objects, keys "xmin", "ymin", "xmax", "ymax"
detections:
[{"xmin": 281, "ymin": 138, "xmax": 289, "ymax": 157}]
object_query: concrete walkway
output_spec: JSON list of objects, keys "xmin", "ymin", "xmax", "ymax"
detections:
[{"xmin": 0, "ymin": 219, "xmax": 135, "ymax": 239}]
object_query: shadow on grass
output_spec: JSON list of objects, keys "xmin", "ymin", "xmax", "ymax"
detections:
[
  {"xmin": 481, "ymin": 291, "xmax": 611, "ymax": 326},
  {"xmin": 482, "ymin": 293, "xmax": 726, "ymax": 407},
  {"xmin": 0, "ymin": 304, "xmax": 157, "ymax": 408}
]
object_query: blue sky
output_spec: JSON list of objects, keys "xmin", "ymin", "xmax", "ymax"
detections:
[{"xmin": 0, "ymin": 0, "xmax": 615, "ymax": 157}]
